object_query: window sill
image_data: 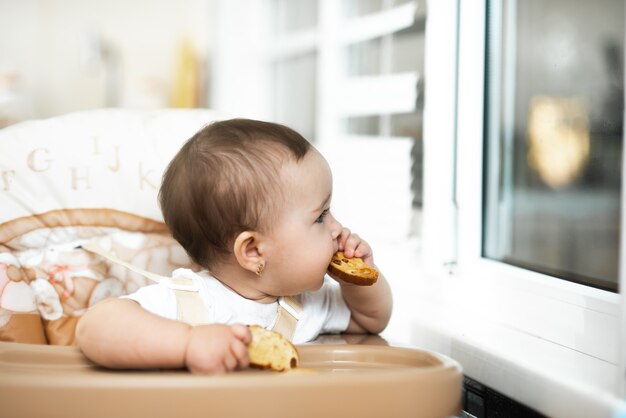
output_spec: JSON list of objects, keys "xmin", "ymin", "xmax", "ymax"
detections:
[{"xmin": 403, "ymin": 270, "xmax": 625, "ymax": 417}]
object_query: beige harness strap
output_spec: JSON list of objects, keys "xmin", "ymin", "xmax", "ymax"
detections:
[
  {"xmin": 80, "ymin": 242, "xmax": 170, "ymax": 283},
  {"xmin": 80, "ymin": 241, "xmax": 301, "ymax": 339},
  {"xmin": 272, "ymin": 296, "xmax": 302, "ymax": 341},
  {"xmin": 171, "ymin": 283, "xmax": 208, "ymax": 326},
  {"xmin": 80, "ymin": 242, "xmax": 208, "ymax": 325}
]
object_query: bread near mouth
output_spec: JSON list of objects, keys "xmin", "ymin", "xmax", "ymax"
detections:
[{"xmin": 327, "ymin": 251, "xmax": 379, "ymax": 286}]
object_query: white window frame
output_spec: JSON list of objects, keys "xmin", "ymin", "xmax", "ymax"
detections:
[
  {"xmin": 212, "ymin": 0, "xmax": 423, "ymax": 146},
  {"xmin": 422, "ymin": 0, "xmax": 626, "ymax": 414}
]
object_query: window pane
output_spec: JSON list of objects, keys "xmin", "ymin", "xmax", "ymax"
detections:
[
  {"xmin": 342, "ymin": 0, "xmax": 384, "ymax": 18},
  {"xmin": 273, "ymin": 0, "xmax": 318, "ymax": 34},
  {"xmin": 343, "ymin": 29, "xmax": 424, "ymax": 76},
  {"xmin": 344, "ymin": 38, "xmax": 383, "ymax": 76},
  {"xmin": 342, "ymin": 0, "xmax": 416, "ymax": 18},
  {"xmin": 391, "ymin": 30, "xmax": 424, "ymax": 73},
  {"xmin": 341, "ymin": 112, "xmax": 420, "ymax": 137},
  {"xmin": 483, "ymin": 0, "xmax": 624, "ymax": 291},
  {"xmin": 273, "ymin": 53, "xmax": 317, "ymax": 141},
  {"xmin": 341, "ymin": 112, "xmax": 423, "ymax": 210},
  {"xmin": 342, "ymin": 115, "xmax": 381, "ymax": 135},
  {"xmin": 344, "ymin": 33, "xmax": 423, "ymax": 76}
]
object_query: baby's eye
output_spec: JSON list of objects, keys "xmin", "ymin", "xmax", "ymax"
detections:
[{"xmin": 315, "ymin": 209, "xmax": 330, "ymax": 224}]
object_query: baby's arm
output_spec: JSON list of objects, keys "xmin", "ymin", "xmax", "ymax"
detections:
[
  {"xmin": 331, "ymin": 228, "xmax": 393, "ymax": 334},
  {"xmin": 75, "ymin": 298, "xmax": 251, "ymax": 374}
]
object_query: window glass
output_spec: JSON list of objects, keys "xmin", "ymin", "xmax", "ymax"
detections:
[
  {"xmin": 273, "ymin": 0, "xmax": 318, "ymax": 34},
  {"xmin": 483, "ymin": 0, "xmax": 624, "ymax": 291},
  {"xmin": 343, "ymin": 115, "xmax": 381, "ymax": 135},
  {"xmin": 340, "ymin": 1, "xmax": 425, "ymax": 215},
  {"xmin": 342, "ymin": 0, "xmax": 415, "ymax": 18},
  {"xmin": 340, "ymin": 111, "xmax": 422, "ymax": 211},
  {"xmin": 342, "ymin": 31, "xmax": 423, "ymax": 76},
  {"xmin": 342, "ymin": 112, "xmax": 420, "ymax": 137},
  {"xmin": 391, "ymin": 29, "xmax": 424, "ymax": 73},
  {"xmin": 342, "ymin": 0, "xmax": 384, "ymax": 18},
  {"xmin": 273, "ymin": 53, "xmax": 317, "ymax": 141},
  {"xmin": 344, "ymin": 38, "xmax": 384, "ymax": 76}
]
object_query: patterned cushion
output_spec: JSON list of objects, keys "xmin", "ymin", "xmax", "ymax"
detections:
[{"xmin": 0, "ymin": 109, "xmax": 222, "ymax": 344}]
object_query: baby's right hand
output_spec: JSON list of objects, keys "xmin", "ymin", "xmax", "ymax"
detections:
[{"xmin": 184, "ymin": 323, "xmax": 252, "ymax": 374}]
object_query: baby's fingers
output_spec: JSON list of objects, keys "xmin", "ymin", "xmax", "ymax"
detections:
[
  {"xmin": 342, "ymin": 233, "xmax": 362, "ymax": 258},
  {"xmin": 337, "ymin": 227, "xmax": 351, "ymax": 252},
  {"xmin": 222, "ymin": 351, "xmax": 239, "ymax": 371},
  {"xmin": 337, "ymin": 228, "xmax": 373, "ymax": 262},
  {"xmin": 231, "ymin": 339, "xmax": 250, "ymax": 370},
  {"xmin": 338, "ymin": 227, "xmax": 360, "ymax": 254},
  {"xmin": 230, "ymin": 323, "xmax": 252, "ymax": 345},
  {"xmin": 353, "ymin": 239, "xmax": 373, "ymax": 261}
]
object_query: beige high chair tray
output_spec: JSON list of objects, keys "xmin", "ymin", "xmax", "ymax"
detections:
[{"xmin": 0, "ymin": 335, "xmax": 462, "ymax": 418}]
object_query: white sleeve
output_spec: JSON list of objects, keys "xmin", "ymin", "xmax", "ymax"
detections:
[
  {"xmin": 300, "ymin": 276, "xmax": 351, "ymax": 338},
  {"xmin": 120, "ymin": 283, "xmax": 177, "ymax": 321}
]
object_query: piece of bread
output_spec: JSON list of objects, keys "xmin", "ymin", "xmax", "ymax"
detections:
[
  {"xmin": 247, "ymin": 325, "xmax": 299, "ymax": 371},
  {"xmin": 327, "ymin": 251, "xmax": 379, "ymax": 286}
]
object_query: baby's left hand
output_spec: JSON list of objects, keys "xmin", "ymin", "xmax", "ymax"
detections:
[{"xmin": 337, "ymin": 227, "xmax": 374, "ymax": 266}]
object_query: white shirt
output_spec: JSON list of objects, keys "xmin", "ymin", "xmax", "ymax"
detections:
[{"xmin": 122, "ymin": 268, "xmax": 351, "ymax": 344}]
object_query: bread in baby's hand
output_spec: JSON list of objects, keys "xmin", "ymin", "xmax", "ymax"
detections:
[
  {"xmin": 247, "ymin": 325, "xmax": 299, "ymax": 371},
  {"xmin": 327, "ymin": 251, "xmax": 379, "ymax": 286}
]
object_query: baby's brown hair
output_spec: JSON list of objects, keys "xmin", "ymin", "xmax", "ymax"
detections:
[{"xmin": 159, "ymin": 118, "xmax": 311, "ymax": 269}]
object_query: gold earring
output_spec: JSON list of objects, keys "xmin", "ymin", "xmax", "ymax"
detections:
[{"xmin": 256, "ymin": 263, "xmax": 264, "ymax": 277}]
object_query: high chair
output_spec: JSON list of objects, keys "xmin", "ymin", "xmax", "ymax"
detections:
[{"xmin": 0, "ymin": 109, "xmax": 462, "ymax": 418}]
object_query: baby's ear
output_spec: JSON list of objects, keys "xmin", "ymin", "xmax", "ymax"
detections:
[{"xmin": 232, "ymin": 231, "xmax": 264, "ymax": 274}]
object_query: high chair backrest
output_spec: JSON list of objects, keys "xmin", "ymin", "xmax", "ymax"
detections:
[{"xmin": 0, "ymin": 109, "xmax": 221, "ymax": 345}]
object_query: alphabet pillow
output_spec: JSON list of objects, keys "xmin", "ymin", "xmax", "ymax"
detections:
[{"xmin": 0, "ymin": 109, "xmax": 221, "ymax": 344}]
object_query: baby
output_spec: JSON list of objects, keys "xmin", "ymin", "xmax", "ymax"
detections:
[{"xmin": 76, "ymin": 118, "xmax": 393, "ymax": 374}]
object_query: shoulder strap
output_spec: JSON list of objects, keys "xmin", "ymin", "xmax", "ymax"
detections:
[
  {"xmin": 272, "ymin": 296, "xmax": 302, "ymax": 341},
  {"xmin": 80, "ymin": 242, "xmax": 208, "ymax": 325},
  {"xmin": 80, "ymin": 241, "xmax": 170, "ymax": 284},
  {"xmin": 80, "ymin": 241, "xmax": 301, "ymax": 340}
]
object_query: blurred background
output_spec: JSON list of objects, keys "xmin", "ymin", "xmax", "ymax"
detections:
[
  {"xmin": 0, "ymin": 0, "xmax": 213, "ymax": 122},
  {"xmin": 0, "ymin": 0, "xmax": 425, "ymax": 138},
  {"xmin": 0, "ymin": 0, "xmax": 426, "ymax": 252},
  {"xmin": 2, "ymin": 0, "xmax": 625, "ymax": 300}
]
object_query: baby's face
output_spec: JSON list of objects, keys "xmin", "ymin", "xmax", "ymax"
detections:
[{"xmin": 261, "ymin": 149, "xmax": 343, "ymax": 295}]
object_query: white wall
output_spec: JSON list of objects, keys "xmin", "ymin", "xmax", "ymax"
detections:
[{"xmin": 0, "ymin": 0, "xmax": 214, "ymax": 122}]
